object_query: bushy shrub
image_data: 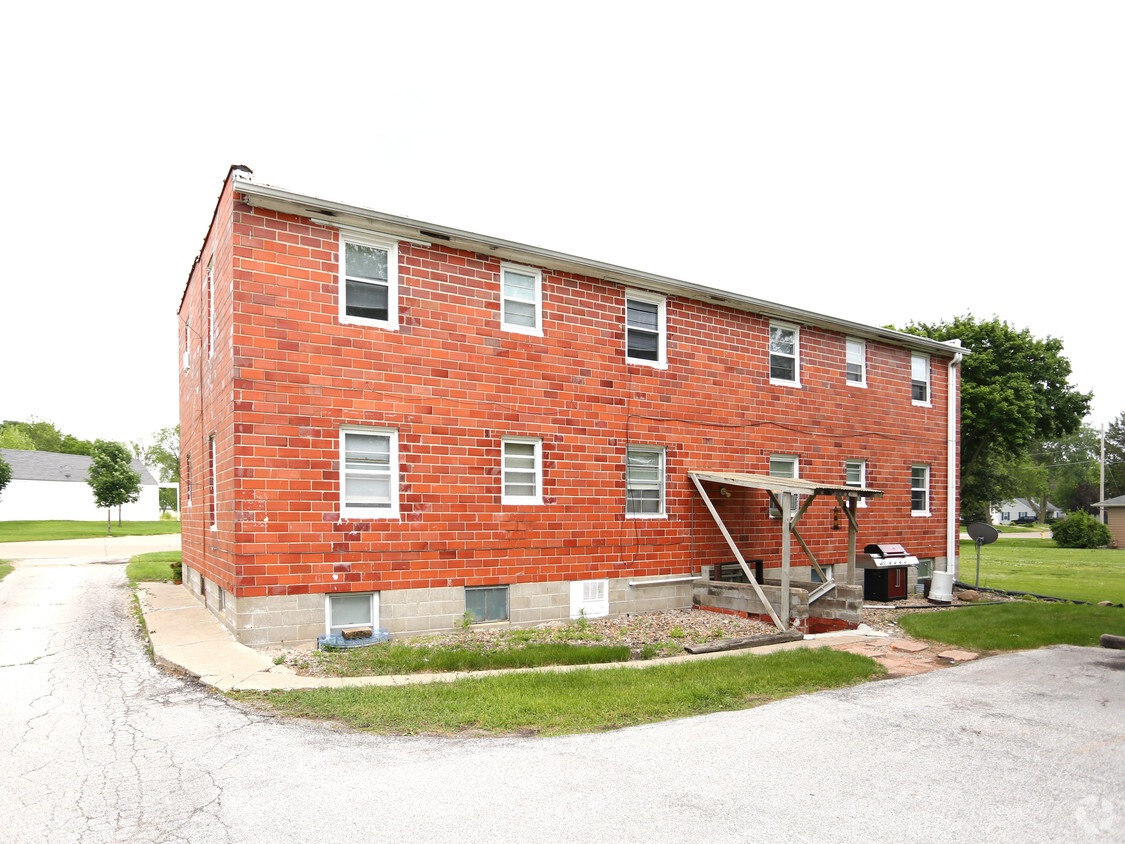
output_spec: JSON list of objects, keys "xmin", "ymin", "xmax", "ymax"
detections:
[{"xmin": 1052, "ymin": 510, "xmax": 1112, "ymax": 549}]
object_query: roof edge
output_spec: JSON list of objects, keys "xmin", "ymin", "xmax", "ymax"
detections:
[{"xmin": 231, "ymin": 178, "xmax": 967, "ymax": 358}]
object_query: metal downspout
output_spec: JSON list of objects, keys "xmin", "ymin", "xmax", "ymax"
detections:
[{"xmin": 946, "ymin": 342, "xmax": 964, "ymax": 575}]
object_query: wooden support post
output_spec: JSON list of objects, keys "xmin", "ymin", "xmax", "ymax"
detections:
[
  {"xmin": 689, "ymin": 475, "xmax": 785, "ymax": 630},
  {"xmin": 781, "ymin": 491, "xmax": 792, "ymax": 629},
  {"xmin": 846, "ymin": 495, "xmax": 858, "ymax": 586}
]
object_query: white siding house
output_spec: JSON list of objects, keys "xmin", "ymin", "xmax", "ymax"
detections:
[{"xmin": 0, "ymin": 449, "xmax": 160, "ymax": 521}]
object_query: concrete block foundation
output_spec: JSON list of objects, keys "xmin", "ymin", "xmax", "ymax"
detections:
[{"xmin": 182, "ymin": 564, "xmax": 693, "ymax": 647}]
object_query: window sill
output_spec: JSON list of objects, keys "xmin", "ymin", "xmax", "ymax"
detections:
[
  {"xmin": 626, "ymin": 513, "xmax": 667, "ymax": 520},
  {"xmin": 501, "ymin": 498, "xmax": 543, "ymax": 506},
  {"xmin": 339, "ymin": 315, "xmax": 398, "ymax": 332},
  {"xmin": 769, "ymin": 379, "xmax": 801, "ymax": 388},
  {"xmin": 627, "ymin": 358, "xmax": 668, "ymax": 370},
  {"xmin": 501, "ymin": 324, "xmax": 544, "ymax": 338},
  {"xmin": 912, "ymin": 401, "xmax": 932, "ymax": 408},
  {"xmin": 911, "ymin": 511, "xmax": 932, "ymax": 518},
  {"xmin": 845, "ymin": 381, "xmax": 867, "ymax": 389}
]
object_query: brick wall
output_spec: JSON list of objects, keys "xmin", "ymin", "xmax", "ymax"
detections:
[{"xmin": 179, "ymin": 172, "xmax": 959, "ymax": 633}]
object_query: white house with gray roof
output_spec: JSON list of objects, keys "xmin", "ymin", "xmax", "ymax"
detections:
[{"xmin": 0, "ymin": 449, "xmax": 159, "ymax": 522}]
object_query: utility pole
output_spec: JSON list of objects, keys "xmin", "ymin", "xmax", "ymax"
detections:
[{"xmin": 1101, "ymin": 424, "xmax": 1107, "ymax": 524}]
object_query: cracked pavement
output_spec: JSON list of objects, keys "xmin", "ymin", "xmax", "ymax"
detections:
[{"xmin": 2, "ymin": 559, "xmax": 1124, "ymax": 843}]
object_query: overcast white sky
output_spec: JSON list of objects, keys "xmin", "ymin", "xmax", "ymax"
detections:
[{"xmin": 2, "ymin": 1, "xmax": 1121, "ymax": 450}]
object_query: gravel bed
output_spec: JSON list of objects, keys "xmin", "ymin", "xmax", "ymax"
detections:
[
  {"xmin": 263, "ymin": 608, "xmax": 774, "ymax": 676},
  {"xmin": 263, "ymin": 592, "xmax": 1018, "ymax": 676}
]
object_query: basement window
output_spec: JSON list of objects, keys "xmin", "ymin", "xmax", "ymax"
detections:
[
  {"xmin": 569, "ymin": 579, "xmax": 609, "ymax": 619},
  {"xmin": 326, "ymin": 592, "xmax": 378, "ymax": 636},
  {"xmin": 465, "ymin": 586, "xmax": 509, "ymax": 623},
  {"xmin": 340, "ymin": 231, "xmax": 398, "ymax": 330}
]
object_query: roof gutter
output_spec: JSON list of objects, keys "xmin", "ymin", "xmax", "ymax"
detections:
[{"xmin": 231, "ymin": 178, "xmax": 967, "ymax": 359}]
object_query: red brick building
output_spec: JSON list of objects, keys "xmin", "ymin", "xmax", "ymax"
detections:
[{"xmin": 179, "ymin": 166, "xmax": 963, "ymax": 646}]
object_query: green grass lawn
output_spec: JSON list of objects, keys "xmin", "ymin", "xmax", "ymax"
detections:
[
  {"xmin": 963, "ymin": 538, "xmax": 1125, "ymax": 604},
  {"xmin": 0, "ymin": 561, "xmax": 13, "ymax": 582},
  {"xmin": 0, "ymin": 520, "xmax": 181, "ymax": 543},
  {"xmin": 239, "ymin": 648, "xmax": 884, "ymax": 736},
  {"xmin": 125, "ymin": 551, "xmax": 181, "ymax": 583},
  {"xmin": 900, "ymin": 602, "xmax": 1125, "ymax": 652}
]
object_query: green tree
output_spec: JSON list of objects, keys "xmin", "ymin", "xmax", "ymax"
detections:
[
  {"xmin": 0, "ymin": 426, "xmax": 37, "ymax": 450},
  {"xmin": 158, "ymin": 487, "xmax": 179, "ymax": 513},
  {"xmin": 131, "ymin": 425, "xmax": 180, "ymax": 483},
  {"xmin": 0, "ymin": 419, "xmax": 93, "ymax": 454},
  {"xmin": 901, "ymin": 315, "xmax": 1091, "ymax": 518},
  {"xmin": 86, "ymin": 440, "xmax": 142, "ymax": 531},
  {"xmin": 0, "ymin": 454, "xmax": 11, "ymax": 501},
  {"xmin": 1105, "ymin": 412, "xmax": 1125, "ymax": 499},
  {"xmin": 1005, "ymin": 425, "xmax": 1101, "ymax": 521}
]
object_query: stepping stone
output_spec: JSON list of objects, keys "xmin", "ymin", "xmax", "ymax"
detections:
[
  {"xmin": 937, "ymin": 649, "xmax": 978, "ymax": 663},
  {"xmin": 891, "ymin": 641, "xmax": 928, "ymax": 653}
]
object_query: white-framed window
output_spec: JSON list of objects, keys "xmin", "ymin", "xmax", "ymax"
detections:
[
  {"xmin": 769, "ymin": 321, "xmax": 800, "ymax": 386},
  {"xmin": 626, "ymin": 445, "xmax": 666, "ymax": 517},
  {"xmin": 208, "ymin": 435, "xmax": 217, "ymax": 530},
  {"xmin": 339, "ymin": 231, "xmax": 399, "ymax": 330},
  {"xmin": 465, "ymin": 586, "xmax": 509, "ymax": 623},
  {"xmin": 911, "ymin": 464, "xmax": 930, "ymax": 516},
  {"xmin": 911, "ymin": 353, "xmax": 930, "ymax": 405},
  {"xmin": 845, "ymin": 337, "xmax": 866, "ymax": 386},
  {"xmin": 183, "ymin": 317, "xmax": 191, "ymax": 370},
  {"xmin": 570, "ymin": 579, "xmax": 610, "ymax": 619},
  {"xmin": 326, "ymin": 592, "xmax": 378, "ymax": 636},
  {"xmin": 205, "ymin": 256, "xmax": 214, "ymax": 359},
  {"xmin": 625, "ymin": 290, "xmax": 667, "ymax": 367},
  {"xmin": 810, "ymin": 563, "xmax": 835, "ymax": 584},
  {"xmin": 340, "ymin": 427, "xmax": 399, "ymax": 519},
  {"xmin": 769, "ymin": 454, "xmax": 799, "ymax": 517},
  {"xmin": 185, "ymin": 454, "xmax": 192, "ymax": 507},
  {"xmin": 501, "ymin": 437, "xmax": 542, "ymax": 504},
  {"xmin": 845, "ymin": 459, "xmax": 867, "ymax": 507},
  {"xmin": 500, "ymin": 262, "xmax": 543, "ymax": 336}
]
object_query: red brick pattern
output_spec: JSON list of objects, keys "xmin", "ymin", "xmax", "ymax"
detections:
[{"xmin": 179, "ymin": 174, "xmax": 959, "ymax": 602}]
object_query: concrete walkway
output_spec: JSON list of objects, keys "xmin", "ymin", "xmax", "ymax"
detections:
[
  {"xmin": 1, "ymin": 533, "xmax": 181, "ymax": 562},
  {"xmin": 138, "ymin": 581, "xmax": 883, "ymax": 692}
]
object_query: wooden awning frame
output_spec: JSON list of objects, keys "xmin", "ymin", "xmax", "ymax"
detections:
[{"xmin": 688, "ymin": 471, "xmax": 884, "ymax": 631}]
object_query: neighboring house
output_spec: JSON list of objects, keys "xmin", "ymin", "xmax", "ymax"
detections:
[
  {"xmin": 991, "ymin": 498, "xmax": 1063, "ymax": 524},
  {"xmin": 178, "ymin": 166, "xmax": 964, "ymax": 647},
  {"xmin": 1092, "ymin": 495, "xmax": 1125, "ymax": 549},
  {"xmin": 0, "ymin": 448, "xmax": 159, "ymax": 521}
]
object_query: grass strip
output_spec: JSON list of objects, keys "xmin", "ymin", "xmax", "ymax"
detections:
[
  {"xmin": 899, "ymin": 601, "xmax": 1125, "ymax": 652},
  {"xmin": 0, "ymin": 520, "xmax": 181, "ymax": 542},
  {"xmin": 320, "ymin": 641, "xmax": 633, "ymax": 676},
  {"xmin": 963, "ymin": 538, "xmax": 1125, "ymax": 604},
  {"xmin": 0, "ymin": 561, "xmax": 13, "ymax": 582},
  {"xmin": 125, "ymin": 551, "xmax": 181, "ymax": 583},
  {"xmin": 239, "ymin": 648, "xmax": 884, "ymax": 736}
]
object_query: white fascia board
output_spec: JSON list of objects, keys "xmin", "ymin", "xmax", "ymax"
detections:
[{"xmin": 234, "ymin": 180, "xmax": 967, "ymax": 359}]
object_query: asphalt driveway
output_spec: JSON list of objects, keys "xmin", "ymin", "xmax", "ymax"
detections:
[{"xmin": 1, "ymin": 557, "xmax": 1122, "ymax": 842}]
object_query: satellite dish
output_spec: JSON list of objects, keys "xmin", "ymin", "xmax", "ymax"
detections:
[{"xmin": 967, "ymin": 522, "xmax": 999, "ymax": 544}]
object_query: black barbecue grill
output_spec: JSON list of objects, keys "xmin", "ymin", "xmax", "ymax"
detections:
[{"xmin": 857, "ymin": 543, "xmax": 920, "ymax": 601}]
